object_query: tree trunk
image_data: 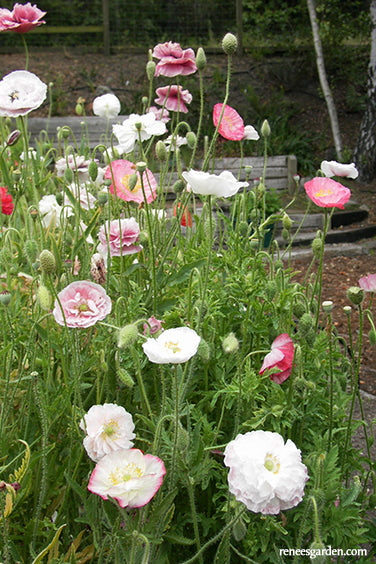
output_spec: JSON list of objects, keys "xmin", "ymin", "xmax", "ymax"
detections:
[
  {"xmin": 307, "ymin": 0, "xmax": 342, "ymax": 160},
  {"xmin": 354, "ymin": 0, "xmax": 376, "ymax": 182}
]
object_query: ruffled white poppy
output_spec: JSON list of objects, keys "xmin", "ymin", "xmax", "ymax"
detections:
[
  {"xmin": 142, "ymin": 326, "xmax": 200, "ymax": 364},
  {"xmin": 113, "ymin": 113, "xmax": 167, "ymax": 154},
  {"xmin": 0, "ymin": 70, "xmax": 47, "ymax": 117},
  {"xmin": 80, "ymin": 403, "xmax": 135, "ymax": 462},
  {"xmin": 224, "ymin": 430, "xmax": 309, "ymax": 515},
  {"xmin": 182, "ymin": 169, "xmax": 248, "ymax": 198},
  {"xmin": 93, "ymin": 93, "xmax": 121, "ymax": 118},
  {"xmin": 243, "ymin": 124, "xmax": 260, "ymax": 141},
  {"xmin": 320, "ymin": 160, "xmax": 358, "ymax": 179}
]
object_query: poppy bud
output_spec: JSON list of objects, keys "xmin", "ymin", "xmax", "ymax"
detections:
[
  {"xmin": 39, "ymin": 249, "xmax": 56, "ymax": 275},
  {"xmin": 196, "ymin": 47, "xmax": 207, "ymax": 70},
  {"xmin": 6, "ymin": 129, "xmax": 21, "ymax": 147},
  {"xmin": 117, "ymin": 324, "xmax": 139, "ymax": 348},
  {"xmin": 37, "ymin": 285, "xmax": 51, "ymax": 311},
  {"xmin": 222, "ymin": 32, "xmax": 238, "ymax": 55},
  {"xmin": 186, "ymin": 131, "xmax": 196, "ymax": 148},
  {"xmin": 155, "ymin": 140, "xmax": 168, "ymax": 162},
  {"xmin": 24, "ymin": 239, "xmax": 38, "ymax": 264},
  {"xmin": 97, "ymin": 191, "xmax": 108, "ymax": 204},
  {"xmin": 64, "ymin": 167, "xmax": 74, "ymax": 184},
  {"xmin": 322, "ymin": 300, "xmax": 333, "ymax": 313},
  {"xmin": 197, "ymin": 338, "xmax": 210, "ymax": 362},
  {"xmin": 128, "ymin": 173, "xmax": 138, "ymax": 191},
  {"xmin": 146, "ymin": 60, "xmax": 156, "ymax": 81},
  {"xmin": 136, "ymin": 161, "xmax": 147, "ymax": 174},
  {"xmin": 172, "ymin": 179, "xmax": 185, "ymax": 194},
  {"xmin": 261, "ymin": 119, "xmax": 271, "ymax": 138},
  {"xmin": 0, "ymin": 291, "xmax": 11, "ymax": 306},
  {"xmin": 117, "ymin": 367, "xmax": 135, "ymax": 388},
  {"xmin": 222, "ymin": 332, "xmax": 239, "ymax": 354},
  {"xmin": 89, "ymin": 161, "xmax": 98, "ymax": 181}
]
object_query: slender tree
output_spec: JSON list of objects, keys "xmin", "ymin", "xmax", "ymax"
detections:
[
  {"xmin": 307, "ymin": 0, "xmax": 342, "ymax": 160},
  {"xmin": 354, "ymin": 0, "xmax": 376, "ymax": 182}
]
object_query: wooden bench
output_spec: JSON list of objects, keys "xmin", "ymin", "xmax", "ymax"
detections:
[{"xmin": 26, "ymin": 116, "xmax": 297, "ymax": 192}]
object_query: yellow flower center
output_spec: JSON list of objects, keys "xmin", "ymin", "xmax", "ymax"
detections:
[
  {"xmin": 314, "ymin": 188, "xmax": 333, "ymax": 198},
  {"xmin": 102, "ymin": 419, "xmax": 119, "ymax": 438},
  {"xmin": 121, "ymin": 173, "xmax": 142, "ymax": 194},
  {"xmin": 78, "ymin": 302, "xmax": 89, "ymax": 312},
  {"xmin": 264, "ymin": 453, "xmax": 281, "ymax": 474},
  {"xmin": 109, "ymin": 462, "xmax": 143, "ymax": 485},
  {"xmin": 164, "ymin": 341, "xmax": 181, "ymax": 354}
]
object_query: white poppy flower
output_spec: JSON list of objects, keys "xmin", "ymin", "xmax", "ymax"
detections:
[
  {"xmin": 88, "ymin": 448, "xmax": 166, "ymax": 508},
  {"xmin": 182, "ymin": 169, "xmax": 248, "ymax": 198},
  {"xmin": 0, "ymin": 70, "xmax": 47, "ymax": 117},
  {"xmin": 80, "ymin": 403, "xmax": 135, "ymax": 462},
  {"xmin": 38, "ymin": 194, "xmax": 72, "ymax": 228},
  {"xmin": 142, "ymin": 326, "xmax": 200, "ymax": 364},
  {"xmin": 320, "ymin": 160, "xmax": 358, "ymax": 179},
  {"xmin": 93, "ymin": 93, "xmax": 121, "ymax": 118},
  {"xmin": 224, "ymin": 430, "xmax": 309, "ymax": 515},
  {"xmin": 113, "ymin": 113, "xmax": 167, "ymax": 154},
  {"xmin": 243, "ymin": 124, "xmax": 260, "ymax": 141},
  {"xmin": 164, "ymin": 134, "xmax": 188, "ymax": 148}
]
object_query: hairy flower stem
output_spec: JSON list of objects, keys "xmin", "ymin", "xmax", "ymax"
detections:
[
  {"xmin": 186, "ymin": 475, "xmax": 203, "ymax": 564},
  {"xmin": 169, "ymin": 365, "xmax": 180, "ymax": 492},
  {"xmin": 31, "ymin": 372, "xmax": 48, "ymax": 550},
  {"xmin": 139, "ymin": 173, "xmax": 157, "ymax": 314},
  {"xmin": 326, "ymin": 313, "xmax": 334, "ymax": 451},
  {"xmin": 202, "ymin": 54, "xmax": 232, "ymax": 172},
  {"xmin": 181, "ymin": 506, "xmax": 246, "ymax": 564},
  {"xmin": 197, "ymin": 196, "xmax": 213, "ymax": 332},
  {"xmin": 312, "ymin": 208, "xmax": 334, "ymax": 331},
  {"xmin": 189, "ymin": 68, "xmax": 205, "ymax": 167}
]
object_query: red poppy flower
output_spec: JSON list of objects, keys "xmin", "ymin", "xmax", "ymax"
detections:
[
  {"xmin": 213, "ymin": 103, "xmax": 244, "ymax": 141},
  {"xmin": 0, "ymin": 187, "xmax": 14, "ymax": 215},
  {"xmin": 173, "ymin": 203, "xmax": 192, "ymax": 227}
]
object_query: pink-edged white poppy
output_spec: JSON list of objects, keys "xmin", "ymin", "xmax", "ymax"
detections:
[
  {"xmin": 97, "ymin": 217, "xmax": 142, "ymax": 258},
  {"xmin": 88, "ymin": 448, "xmax": 166, "ymax": 508},
  {"xmin": 259, "ymin": 333, "xmax": 294, "ymax": 384}
]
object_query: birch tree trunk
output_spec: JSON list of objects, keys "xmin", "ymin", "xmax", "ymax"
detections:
[
  {"xmin": 354, "ymin": 0, "xmax": 376, "ymax": 182},
  {"xmin": 307, "ymin": 0, "xmax": 342, "ymax": 160}
]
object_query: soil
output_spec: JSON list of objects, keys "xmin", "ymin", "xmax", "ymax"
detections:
[{"xmin": 2, "ymin": 47, "xmax": 376, "ymax": 396}]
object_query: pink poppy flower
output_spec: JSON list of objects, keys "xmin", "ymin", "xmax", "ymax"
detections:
[
  {"xmin": 304, "ymin": 177, "xmax": 351, "ymax": 209},
  {"xmin": 105, "ymin": 159, "xmax": 157, "ymax": 205},
  {"xmin": 88, "ymin": 448, "xmax": 166, "ymax": 508},
  {"xmin": 148, "ymin": 105, "xmax": 170, "ymax": 123},
  {"xmin": 0, "ymin": 3, "xmax": 46, "ymax": 33},
  {"xmin": 259, "ymin": 334, "xmax": 294, "ymax": 384},
  {"xmin": 359, "ymin": 274, "xmax": 376, "ymax": 292},
  {"xmin": 155, "ymin": 85, "xmax": 192, "ymax": 114},
  {"xmin": 213, "ymin": 103, "xmax": 244, "ymax": 141},
  {"xmin": 143, "ymin": 315, "xmax": 164, "ymax": 336},
  {"xmin": 53, "ymin": 280, "xmax": 112, "ymax": 328},
  {"xmin": 98, "ymin": 217, "xmax": 142, "ymax": 258},
  {"xmin": 152, "ymin": 41, "xmax": 197, "ymax": 77}
]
